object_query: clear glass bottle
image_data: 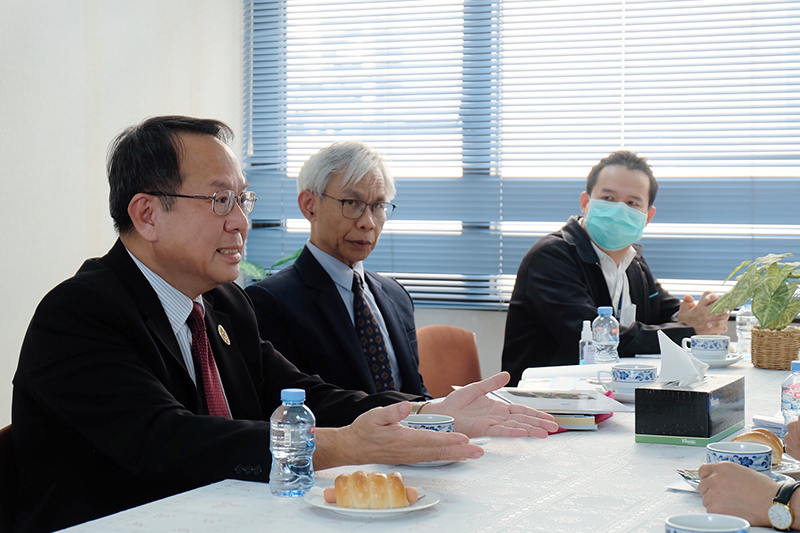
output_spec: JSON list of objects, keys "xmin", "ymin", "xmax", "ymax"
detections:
[
  {"xmin": 735, "ymin": 301, "xmax": 759, "ymax": 359},
  {"xmin": 579, "ymin": 320, "xmax": 596, "ymax": 365},
  {"xmin": 782, "ymin": 361, "xmax": 800, "ymax": 436},
  {"xmin": 592, "ymin": 307, "xmax": 619, "ymax": 364},
  {"xmin": 269, "ymin": 388, "xmax": 316, "ymax": 497}
]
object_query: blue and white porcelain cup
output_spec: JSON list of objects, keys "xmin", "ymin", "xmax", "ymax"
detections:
[
  {"xmin": 665, "ymin": 513, "xmax": 750, "ymax": 533},
  {"xmin": 597, "ymin": 363, "xmax": 658, "ymax": 392},
  {"xmin": 682, "ymin": 335, "xmax": 730, "ymax": 361},
  {"xmin": 706, "ymin": 441, "xmax": 772, "ymax": 473},
  {"xmin": 400, "ymin": 414, "xmax": 454, "ymax": 433}
]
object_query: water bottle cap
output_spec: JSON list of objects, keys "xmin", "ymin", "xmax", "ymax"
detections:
[
  {"xmin": 281, "ymin": 388, "xmax": 306, "ymax": 402},
  {"xmin": 597, "ymin": 306, "xmax": 613, "ymax": 317},
  {"xmin": 792, "ymin": 360, "xmax": 800, "ymax": 372}
]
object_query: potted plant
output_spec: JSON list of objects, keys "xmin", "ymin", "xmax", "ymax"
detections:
[{"xmin": 710, "ymin": 253, "xmax": 800, "ymax": 369}]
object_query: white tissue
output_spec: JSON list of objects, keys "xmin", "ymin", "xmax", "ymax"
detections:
[{"xmin": 656, "ymin": 330, "xmax": 708, "ymax": 387}]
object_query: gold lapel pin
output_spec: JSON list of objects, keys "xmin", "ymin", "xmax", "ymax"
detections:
[{"xmin": 218, "ymin": 324, "xmax": 231, "ymax": 345}]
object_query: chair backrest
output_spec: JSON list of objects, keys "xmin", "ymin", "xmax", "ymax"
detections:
[
  {"xmin": 0, "ymin": 424, "xmax": 16, "ymax": 533},
  {"xmin": 416, "ymin": 325, "xmax": 482, "ymax": 398}
]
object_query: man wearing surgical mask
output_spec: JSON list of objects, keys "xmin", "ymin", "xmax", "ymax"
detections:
[{"xmin": 501, "ymin": 150, "xmax": 729, "ymax": 382}]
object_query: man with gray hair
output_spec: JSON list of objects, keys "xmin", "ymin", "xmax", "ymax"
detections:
[{"xmin": 246, "ymin": 141, "xmax": 428, "ymax": 396}]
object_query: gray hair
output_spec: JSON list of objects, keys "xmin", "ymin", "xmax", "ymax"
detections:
[{"xmin": 297, "ymin": 140, "xmax": 395, "ymax": 200}]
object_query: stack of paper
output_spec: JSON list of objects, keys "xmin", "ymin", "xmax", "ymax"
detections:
[
  {"xmin": 550, "ymin": 413, "xmax": 599, "ymax": 431},
  {"xmin": 493, "ymin": 385, "xmax": 632, "ymax": 432}
]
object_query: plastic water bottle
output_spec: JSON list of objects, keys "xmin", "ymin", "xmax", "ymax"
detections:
[
  {"xmin": 592, "ymin": 307, "xmax": 619, "ymax": 364},
  {"xmin": 269, "ymin": 388, "xmax": 316, "ymax": 497},
  {"xmin": 735, "ymin": 301, "xmax": 759, "ymax": 359},
  {"xmin": 579, "ymin": 320, "xmax": 596, "ymax": 365},
  {"xmin": 782, "ymin": 361, "xmax": 800, "ymax": 432}
]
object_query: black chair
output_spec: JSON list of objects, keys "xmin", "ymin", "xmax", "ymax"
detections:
[{"xmin": 0, "ymin": 424, "xmax": 17, "ymax": 533}]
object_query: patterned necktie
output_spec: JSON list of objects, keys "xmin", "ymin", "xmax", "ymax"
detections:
[
  {"xmin": 352, "ymin": 272, "xmax": 396, "ymax": 392},
  {"xmin": 187, "ymin": 302, "xmax": 232, "ymax": 418}
]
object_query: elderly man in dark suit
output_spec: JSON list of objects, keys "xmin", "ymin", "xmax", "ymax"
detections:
[
  {"xmin": 11, "ymin": 116, "xmax": 557, "ymax": 533},
  {"xmin": 246, "ymin": 141, "xmax": 428, "ymax": 397}
]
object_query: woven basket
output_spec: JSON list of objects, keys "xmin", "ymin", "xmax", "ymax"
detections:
[{"xmin": 751, "ymin": 326, "xmax": 800, "ymax": 370}]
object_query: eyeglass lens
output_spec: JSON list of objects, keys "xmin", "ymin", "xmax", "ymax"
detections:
[
  {"xmin": 341, "ymin": 200, "xmax": 393, "ymax": 221},
  {"xmin": 213, "ymin": 190, "xmax": 257, "ymax": 216}
]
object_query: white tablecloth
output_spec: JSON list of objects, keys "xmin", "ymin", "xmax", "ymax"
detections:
[{"xmin": 61, "ymin": 360, "xmax": 784, "ymax": 532}]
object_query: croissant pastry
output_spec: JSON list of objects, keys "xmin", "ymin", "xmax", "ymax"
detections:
[{"xmin": 322, "ymin": 470, "xmax": 419, "ymax": 509}]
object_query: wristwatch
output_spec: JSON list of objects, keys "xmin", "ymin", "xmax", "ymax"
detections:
[{"xmin": 769, "ymin": 481, "xmax": 800, "ymax": 530}]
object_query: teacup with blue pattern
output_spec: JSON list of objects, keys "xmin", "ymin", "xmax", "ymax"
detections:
[
  {"xmin": 706, "ymin": 441, "xmax": 772, "ymax": 473},
  {"xmin": 400, "ymin": 414, "xmax": 454, "ymax": 433}
]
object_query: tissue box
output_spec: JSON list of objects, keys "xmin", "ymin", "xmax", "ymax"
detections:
[{"xmin": 634, "ymin": 374, "xmax": 745, "ymax": 446}]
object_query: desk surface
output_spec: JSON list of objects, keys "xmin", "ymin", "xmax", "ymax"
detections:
[{"xmin": 61, "ymin": 360, "xmax": 782, "ymax": 532}]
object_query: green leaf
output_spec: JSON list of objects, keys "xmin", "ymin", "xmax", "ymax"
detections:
[
  {"xmin": 767, "ymin": 299, "xmax": 800, "ymax": 331},
  {"xmin": 721, "ymin": 259, "xmax": 752, "ymax": 283},
  {"xmin": 238, "ymin": 259, "xmax": 267, "ymax": 281},
  {"xmin": 269, "ymin": 248, "xmax": 302, "ymax": 272},
  {"xmin": 754, "ymin": 283, "xmax": 794, "ymax": 328},
  {"xmin": 767, "ymin": 264, "xmax": 798, "ymax": 294},
  {"xmin": 710, "ymin": 263, "xmax": 761, "ymax": 314}
]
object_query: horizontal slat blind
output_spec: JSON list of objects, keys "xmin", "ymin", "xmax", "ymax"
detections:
[{"xmin": 243, "ymin": 0, "xmax": 800, "ymax": 309}]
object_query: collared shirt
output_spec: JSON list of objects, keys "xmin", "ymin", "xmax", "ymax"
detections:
[
  {"xmin": 579, "ymin": 218, "xmax": 638, "ymax": 327},
  {"xmin": 305, "ymin": 241, "xmax": 402, "ymax": 390},
  {"xmin": 127, "ymin": 248, "xmax": 230, "ymax": 407}
]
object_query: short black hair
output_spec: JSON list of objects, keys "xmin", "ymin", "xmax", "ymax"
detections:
[
  {"xmin": 586, "ymin": 150, "xmax": 658, "ymax": 207},
  {"xmin": 107, "ymin": 115, "xmax": 234, "ymax": 234}
]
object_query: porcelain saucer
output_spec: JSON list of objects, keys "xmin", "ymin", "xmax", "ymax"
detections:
[
  {"xmin": 305, "ymin": 486, "xmax": 440, "ymax": 516},
  {"xmin": 699, "ymin": 354, "xmax": 744, "ymax": 368},
  {"xmin": 679, "ymin": 468, "xmax": 791, "ymax": 490}
]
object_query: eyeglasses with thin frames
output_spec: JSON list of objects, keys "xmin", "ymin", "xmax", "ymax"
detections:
[
  {"xmin": 143, "ymin": 190, "xmax": 258, "ymax": 216},
  {"xmin": 319, "ymin": 194, "xmax": 396, "ymax": 221}
]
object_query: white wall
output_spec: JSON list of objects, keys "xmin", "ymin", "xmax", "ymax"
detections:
[{"xmin": 0, "ymin": 0, "xmax": 244, "ymax": 426}]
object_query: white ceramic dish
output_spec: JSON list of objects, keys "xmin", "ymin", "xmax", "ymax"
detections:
[
  {"xmin": 304, "ymin": 486, "xmax": 440, "ymax": 516},
  {"xmin": 399, "ymin": 438, "xmax": 489, "ymax": 467},
  {"xmin": 679, "ymin": 468, "xmax": 792, "ymax": 490},
  {"xmin": 700, "ymin": 353, "xmax": 743, "ymax": 368},
  {"xmin": 402, "ymin": 459, "xmax": 456, "ymax": 467},
  {"xmin": 775, "ymin": 455, "xmax": 800, "ymax": 476},
  {"xmin": 613, "ymin": 389, "xmax": 636, "ymax": 403}
]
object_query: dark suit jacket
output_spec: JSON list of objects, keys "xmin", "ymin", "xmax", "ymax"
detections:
[
  {"xmin": 11, "ymin": 240, "xmax": 418, "ymax": 533},
  {"xmin": 502, "ymin": 216, "xmax": 693, "ymax": 384},
  {"xmin": 245, "ymin": 247, "xmax": 429, "ymax": 398}
]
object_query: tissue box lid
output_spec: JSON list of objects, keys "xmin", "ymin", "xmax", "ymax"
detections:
[{"xmin": 642, "ymin": 374, "xmax": 742, "ymax": 393}]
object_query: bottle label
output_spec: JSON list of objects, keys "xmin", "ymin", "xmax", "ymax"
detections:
[{"xmin": 584, "ymin": 345, "xmax": 595, "ymax": 364}]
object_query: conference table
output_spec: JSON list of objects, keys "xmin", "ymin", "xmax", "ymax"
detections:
[{"xmin": 61, "ymin": 358, "xmax": 786, "ymax": 532}]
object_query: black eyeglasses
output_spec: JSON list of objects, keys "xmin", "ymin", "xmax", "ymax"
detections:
[
  {"xmin": 319, "ymin": 194, "xmax": 396, "ymax": 221},
  {"xmin": 144, "ymin": 190, "xmax": 257, "ymax": 216}
]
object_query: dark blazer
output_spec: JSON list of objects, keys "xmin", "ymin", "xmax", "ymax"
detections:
[
  {"xmin": 11, "ymin": 240, "xmax": 418, "ymax": 533},
  {"xmin": 502, "ymin": 216, "xmax": 693, "ymax": 384},
  {"xmin": 245, "ymin": 247, "xmax": 429, "ymax": 398}
]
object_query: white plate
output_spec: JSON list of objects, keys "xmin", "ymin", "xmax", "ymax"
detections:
[
  {"xmin": 774, "ymin": 455, "xmax": 800, "ymax": 476},
  {"xmin": 398, "ymin": 439, "xmax": 489, "ymax": 467},
  {"xmin": 304, "ymin": 486, "xmax": 440, "ymax": 516},
  {"xmin": 613, "ymin": 389, "xmax": 636, "ymax": 403},
  {"xmin": 679, "ymin": 469, "xmax": 792, "ymax": 490},
  {"xmin": 701, "ymin": 354, "xmax": 744, "ymax": 368},
  {"xmin": 401, "ymin": 459, "xmax": 456, "ymax": 467}
]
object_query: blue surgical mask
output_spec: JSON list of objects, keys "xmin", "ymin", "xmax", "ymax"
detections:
[{"xmin": 583, "ymin": 199, "xmax": 648, "ymax": 251}]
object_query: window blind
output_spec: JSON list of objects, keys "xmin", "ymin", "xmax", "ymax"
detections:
[{"xmin": 243, "ymin": 0, "xmax": 800, "ymax": 309}]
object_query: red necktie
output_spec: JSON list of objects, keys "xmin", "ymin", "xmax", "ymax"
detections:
[
  {"xmin": 187, "ymin": 302, "xmax": 232, "ymax": 418},
  {"xmin": 353, "ymin": 272, "xmax": 396, "ymax": 392}
]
